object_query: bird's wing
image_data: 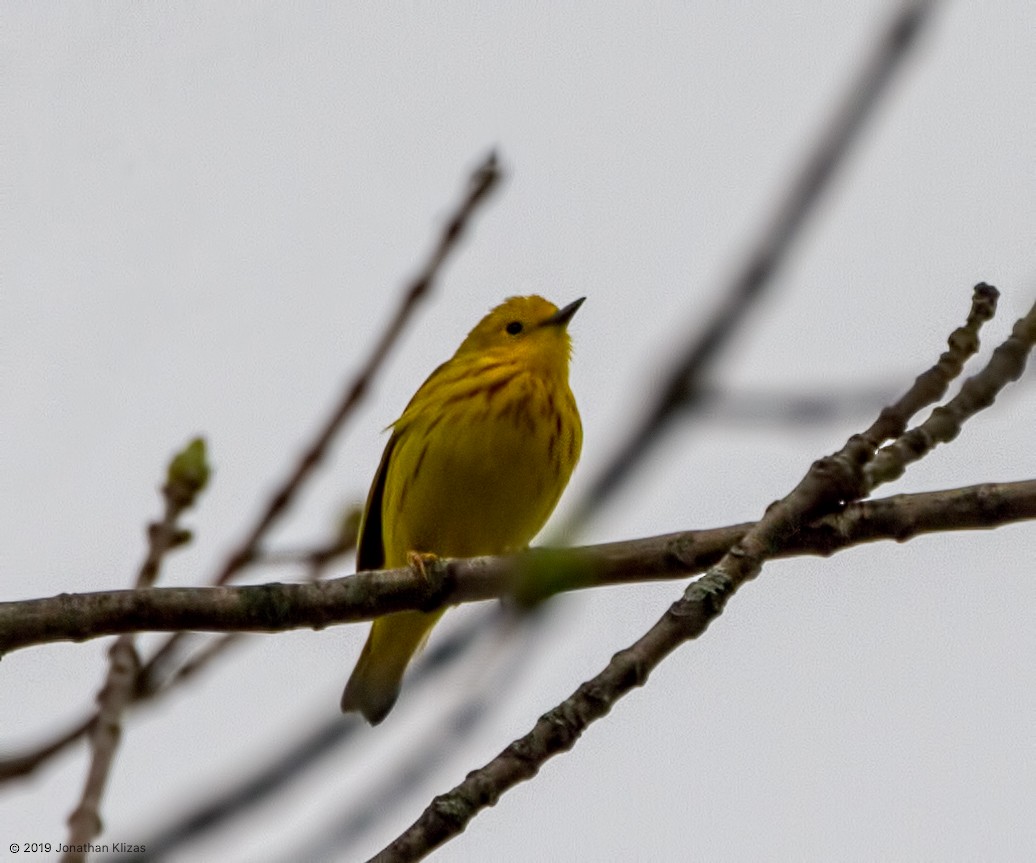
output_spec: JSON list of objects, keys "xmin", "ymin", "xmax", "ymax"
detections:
[
  {"xmin": 356, "ymin": 356, "xmax": 459, "ymax": 571},
  {"xmin": 355, "ymin": 431, "xmax": 399, "ymax": 572}
]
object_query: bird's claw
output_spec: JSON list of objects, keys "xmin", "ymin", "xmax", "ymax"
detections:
[{"xmin": 406, "ymin": 551, "xmax": 439, "ymax": 583}]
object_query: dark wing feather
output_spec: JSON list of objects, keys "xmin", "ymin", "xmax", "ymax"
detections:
[
  {"xmin": 356, "ymin": 357, "xmax": 453, "ymax": 571},
  {"xmin": 355, "ymin": 432, "xmax": 399, "ymax": 572}
]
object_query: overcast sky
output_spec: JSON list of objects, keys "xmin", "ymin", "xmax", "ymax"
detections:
[{"xmin": 3, "ymin": 3, "xmax": 1035, "ymax": 861}]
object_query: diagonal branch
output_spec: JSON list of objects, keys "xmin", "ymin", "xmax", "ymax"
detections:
[
  {"xmin": 560, "ymin": 0, "xmax": 938, "ymax": 536},
  {"xmin": 137, "ymin": 152, "xmax": 501, "ymax": 689},
  {"xmin": 211, "ymin": 152, "xmax": 502, "ymax": 586}
]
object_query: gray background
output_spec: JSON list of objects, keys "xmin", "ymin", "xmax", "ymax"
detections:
[{"xmin": 3, "ymin": 3, "xmax": 1035, "ymax": 861}]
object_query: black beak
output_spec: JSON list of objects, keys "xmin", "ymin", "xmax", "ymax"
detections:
[{"xmin": 543, "ymin": 297, "xmax": 585, "ymax": 328}]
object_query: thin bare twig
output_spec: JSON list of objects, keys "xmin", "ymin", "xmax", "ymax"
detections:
[
  {"xmin": 865, "ymin": 295, "xmax": 1036, "ymax": 488},
  {"xmin": 0, "ymin": 635, "xmax": 248, "ymax": 784},
  {"xmin": 0, "ymin": 718, "xmax": 94, "ymax": 783},
  {"xmin": 62, "ymin": 439, "xmax": 209, "ymax": 863},
  {"xmin": 255, "ymin": 502, "xmax": 362, "ymax": 575}
]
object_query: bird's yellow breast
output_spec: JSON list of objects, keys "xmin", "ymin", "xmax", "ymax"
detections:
[{"xmin": 379, "ymin": 366, "xmax": 581, "ymax": 566}]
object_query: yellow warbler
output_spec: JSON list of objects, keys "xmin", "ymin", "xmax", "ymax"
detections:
[{"xmin": 341, "ymin": 295, "xmax": 584, "ymax": 724}]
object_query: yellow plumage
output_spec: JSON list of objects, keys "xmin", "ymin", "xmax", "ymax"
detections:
[{"xmin": 341, "ymin": 295, "xmax": 584, "ymax": 724}]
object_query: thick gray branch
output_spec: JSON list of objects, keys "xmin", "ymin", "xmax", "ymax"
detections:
[{"xmin": 2, "ymin": 480, "xmax": 1033, "ymax": 657}]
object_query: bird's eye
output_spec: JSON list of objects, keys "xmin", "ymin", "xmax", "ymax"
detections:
[{"xmin": 505, "ymin": 321, "xmax": 523, "ymax": 335}]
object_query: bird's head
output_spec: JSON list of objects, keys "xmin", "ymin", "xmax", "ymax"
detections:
[{"xmin": 455, "ymin": 295, "xmax": 585, "ymax": 377}]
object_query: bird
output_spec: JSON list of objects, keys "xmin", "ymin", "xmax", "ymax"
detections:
[{"xmin": 341, "ymin": 295, "xmax": 584, "ymax": 724}]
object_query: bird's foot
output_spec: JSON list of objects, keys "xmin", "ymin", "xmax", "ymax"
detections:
[{"xmin": 406, "ymin": 551, "xmax": 440, "ymax": 583}]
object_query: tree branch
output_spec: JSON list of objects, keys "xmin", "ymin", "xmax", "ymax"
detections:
[
  {"xmin": 1, "ymin": 480, "xmax": 1033, "ymax": 662},
  {"xmin": 61, "ymin": 440, "xmax": 210, "ymax": 863}
]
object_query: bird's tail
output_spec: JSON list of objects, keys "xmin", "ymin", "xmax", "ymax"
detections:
[{"xmin": 341, "ymin": 609, "xmax": 444, "ymax": 724}]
